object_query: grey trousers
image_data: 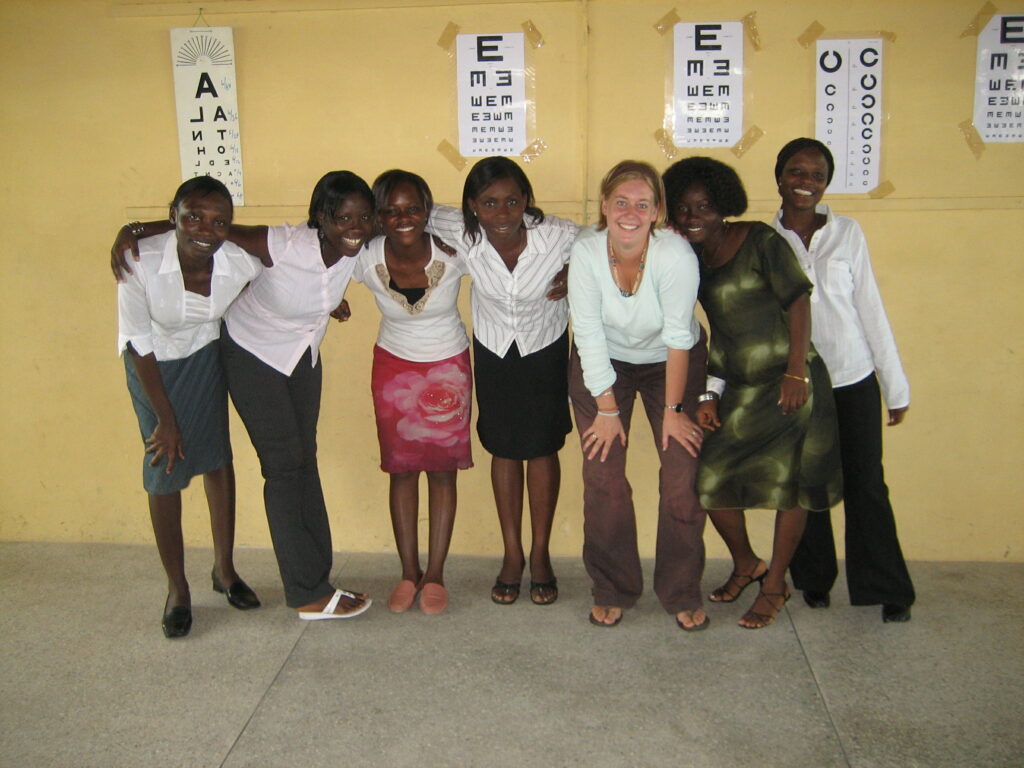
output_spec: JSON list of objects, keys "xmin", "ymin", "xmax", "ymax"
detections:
[{"xmin": 219, "ymin": 326, "xmax": 335, "ymax": 608}]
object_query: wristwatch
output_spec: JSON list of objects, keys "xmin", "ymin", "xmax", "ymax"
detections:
[
  {"xmin": 697, "ymin": 392, "xmax": 719, "ymax": 403},
  {"xmin": 664, "ymin": 403, "xmax": 684, "ymax": 413}
]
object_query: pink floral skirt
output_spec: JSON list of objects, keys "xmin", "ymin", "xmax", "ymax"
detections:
[{"xmin": 371, "ymin": 345, "xmax": 474, "ymax": 473}]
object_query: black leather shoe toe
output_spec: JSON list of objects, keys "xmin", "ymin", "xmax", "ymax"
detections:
[
  {"xmin": 882, "ymin": 604, "xmax": 911, "ymax": 623},
  {"xmin": 213, "ymin": 572, "xmax": 261, "ymax": 610},
  {"xmin": 162, "ymin": 605, "xmax": 192, "ymax": 638},
  {"xmin": 803, "ymin": 590, "xmax": 830, "ymax": 609}
]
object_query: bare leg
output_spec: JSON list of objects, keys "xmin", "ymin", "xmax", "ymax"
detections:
[
  {"xmin": 490, "ymin": 456, "xmax": 526, "ymax": 585},
  {"xmin": 389, "ymin": 472, "xmax": 423, "ymax": 583},
  {"xmin": 148, "ymin": 491, "xmax": 190, "ymax": 608},
  {"xmin": 204, "ymin": 462, "xmax": 240, "ymax": 587},
  {"xmin": 707, "ymin": 508, "xmax": 768, "ymax": 602},
  {"xmin": 526, "ymin": 453, "xmax": 559, "ymax": 588},
  {"xmin": 740, "ymin": 507, "xmax": 808, "ymax": 629},
  {"xmin": 422, "ymin": 471, "xmax": 457, "ymax": 585}
]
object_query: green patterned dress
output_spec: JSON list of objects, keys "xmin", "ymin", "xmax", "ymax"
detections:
[{"xmin": 696, "ymin": 222, "xmax": 842, "ymax": 512}]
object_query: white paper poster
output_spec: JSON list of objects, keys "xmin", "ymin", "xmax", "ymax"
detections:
[
  {"xmin": 816, "ymin": 39, "xmax": 883, "ymax": 194},
  {"xmin": 973, "ymin": 15, "xmax": 1024, "ymax": 142},
  {"xmin": 672, "ymin": 22, "xmax": 744, "ymax": 147},
  {"xmin": 171, "ymin": 27, "xmax": 244, "ymax": 204},
  {"xmin": 456, "ymin": 33, "xmax": 528, "ymax": 157}
]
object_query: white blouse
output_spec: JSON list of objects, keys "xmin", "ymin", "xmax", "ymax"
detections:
[
  {"xmin": 117, "ymin": 231, "xmax": 261, "ymax": 362},
  {"xmin": 351, "ymin": 235, "xmax": 470, "ymax": 362},
  {"xmin": 772, "ymin": 205, "xmax": 909, "ymax": 408},
  {"xmin": 224, "ymin": 223, "xmax": 358, "ymax": 375},
  {"xmin": 429, "ymin": 206, "xmax": 576, "ymax": 357}
]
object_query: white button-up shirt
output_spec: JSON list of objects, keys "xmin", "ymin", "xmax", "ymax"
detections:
[
  {"xmin": 117, "ymin": 231, "xmax": 261, "ymax": 361},
  {"xmin": 772, "ymin": 205, "xmax": 909, "ymax": 408},
  {"xmin": 224, "ymin": 223, "xmax": 358, "ymax": 375},
  {"xmin": 429, "ymin": 206, "xmax": 576, "ymax": 357}
]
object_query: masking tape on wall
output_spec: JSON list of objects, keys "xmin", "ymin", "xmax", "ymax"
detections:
[
  {"xmin": 652, "ymin": 129, "xmax": 677, "ymax": 160},
  {"xmin": 960, "ymin": 2, "xmax": 998, "ymax": 37},
  {"xmin": 437, "ymin": 21, "xmax": 460, "ymax": 55},
  {"xmin": 742, "ymin": 12, "xmax": 763, "ymax": 52},
  {"xmin": 958, "ymin": 119, "xmax": 986, "ymax": 158},
  {"xmin": 437, "ymin": 139, "xmax": 467, "ymax": 171},
  {"xmin": 520, "ymin": 139, "xmax": 548, "ymax": 164},
  {"xmin": 654, "ymin": 8, "xmax": 682, "ymax": 36},
  {"xmin": 868, "ymin": 180, "xmax": 895, "ymax": 199},
  {"xmin": 797, "ymin": 21, "xmax": 826, "ymax": 49},
  {"xmin": 522, "ymin": 19, "xmax": 544, "ymax": 48},
  {"xmin": 730, "ymin": 125, "xmax": 764, "ymax": 158}
]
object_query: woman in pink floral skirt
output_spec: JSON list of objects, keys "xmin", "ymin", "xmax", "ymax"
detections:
[{"xmin": 351, "ymin": 169, "xmax": 471, "ymax": 615}]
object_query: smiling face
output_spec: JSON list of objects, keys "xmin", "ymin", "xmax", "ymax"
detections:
[
  {"xmin": 778, "ymin": 147, "xmax": 830, "ymax": 213},
  {"xmin": 601, "ymin": 178, "xmax": 660, "ymax": 251},
  {"xmin": 378, "ymin": 181, "xmax": 427, "ymax": 248},
  {"xmin": 469, "ymin": 177, "xmax": 526, "ymax": 241},
  {"xmin": 318, "ymin": 193, "xmax": 374, "ymax": 258},
  {"xmin": 670, "ymin": 183, "xmax": 725, "ymax": 246},
  {"xmin": 170, "ymin": 191, "xmax": 232, "ymax": 263}
]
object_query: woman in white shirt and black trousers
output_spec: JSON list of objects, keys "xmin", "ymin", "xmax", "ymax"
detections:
[
  {"xmin": 118, "ymin": 177, "xmax": 262, "ymax": 638},
  {"xmin": 773, "ymin": 138, "xmax": 915, "ymax": 623}
]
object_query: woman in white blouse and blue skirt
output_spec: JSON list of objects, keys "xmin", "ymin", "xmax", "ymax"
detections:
[
  {"xmin": 429, "ymin": 157, "xmax": 575, "ymax": 606},
  {"xmin": 772, "ymin": 138, "xmax": 915, "ymax": 622},
  {"xmin": 114, "ymin": 171, "xmax": 374, "ymax": 623},
  {"xmin": 567, "ymin": 161, "xmax": 708, "ymax": 631},
  {"xmin": 118, "ymin": 177, "xmax": 261, "ymax": 638}
]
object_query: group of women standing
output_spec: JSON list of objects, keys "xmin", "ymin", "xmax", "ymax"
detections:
[{"xmin": 113, "ymin": 137, "xmax": 914, "ymax": 639}]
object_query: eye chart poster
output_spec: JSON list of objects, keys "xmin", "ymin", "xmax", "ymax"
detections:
[
  {"xmin": 457, "ymin": 33, "xmax": 528, "ymax": 157},
  {"xmin": 171, "ymin": 27, "xmax": 244, "ymax": 204},
  {"xmin": 973, "ymin": 15, "xmax": 1024, "ymax": 142},
  {"xmin": 672, "ymin": 22, "xmax": 744, "ymax": 147},
  {"xmin": 816, "ymin": 39, "xmax": 883, "ymax": 194}
]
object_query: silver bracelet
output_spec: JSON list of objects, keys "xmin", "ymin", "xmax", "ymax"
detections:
[
  {"xmin": 697, "ymin": 392, "xmax": 719, "ymax": 403},
  {"xmin": 127, "ymin": 221, "xmax": 145, "ymax": 236},
  {"xmin": 596, "ymin": 410, "xmax": 620, "ymax": 417}
]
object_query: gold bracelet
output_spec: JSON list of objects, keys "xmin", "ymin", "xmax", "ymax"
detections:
[{"xmin": 784, "ymin": 373, "xmax": 809, "ymax": 384}]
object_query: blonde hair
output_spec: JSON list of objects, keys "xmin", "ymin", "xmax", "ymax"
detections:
[{"xmin": 597, "ymin": 160, "xmax": 665, "ymax": 231}]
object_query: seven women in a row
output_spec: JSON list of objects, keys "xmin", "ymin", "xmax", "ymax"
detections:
[{"xmin": 115, "ymin": 142, "xmax": 911, "ymax": 637}]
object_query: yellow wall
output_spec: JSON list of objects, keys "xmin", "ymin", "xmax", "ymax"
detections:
[{"xmin": 1, "ymin": 0, "xmax": 1020, "ymax": 563}]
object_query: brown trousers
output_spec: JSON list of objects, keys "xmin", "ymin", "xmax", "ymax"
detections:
[{"xmin": 568, "ymin": 331, "xmax": 708, "ymax": 614}]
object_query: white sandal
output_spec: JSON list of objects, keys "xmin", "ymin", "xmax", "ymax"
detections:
[{"xmin": 298, "ymin": 588, "xmax": 371, "ymax": 621}]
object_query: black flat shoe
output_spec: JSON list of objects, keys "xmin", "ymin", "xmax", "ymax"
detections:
[
  {"xmin": 882, "ymin": 604, "xmax": 911, "ymax": 623},
  {"xmin": 803, "ymin": 590, "xmax": 831, "ymax": 609},
  {"xmin": 162, "ymin": 605, "xmax": 192, "ymax": 638},
  {"xmin": 212, "ymin": 571, "xmax": 261, "ymax": 610}
]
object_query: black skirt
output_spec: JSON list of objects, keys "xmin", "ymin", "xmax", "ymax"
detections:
[{"xmin": 473, "ymin": 330, "xmax": 572, "ymax": 460}]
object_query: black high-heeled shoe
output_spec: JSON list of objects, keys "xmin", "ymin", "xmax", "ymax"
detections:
[
  {"xmin": 162, "ymin": 603, "xmax": 192, "ymax": 638},
  {"xmin": 212, "ymin": 570, "xmax": 261, "ymax": 610}
]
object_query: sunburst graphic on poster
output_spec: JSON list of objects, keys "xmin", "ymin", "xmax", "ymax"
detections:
[{"xmin": 170, "ymin": 27, "xmax": 244, "ymax": 204}]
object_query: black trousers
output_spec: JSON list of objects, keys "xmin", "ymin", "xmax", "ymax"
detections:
[
  {"xmin": 219, "ymin": 326, "xmax": 335, "ymax": 608},
  {"xmin": 790, "ymin": 373, "xmax": 915, "ymax": 606}
]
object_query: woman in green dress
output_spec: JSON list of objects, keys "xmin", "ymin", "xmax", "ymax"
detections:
[{"xmin": 662, "ymin": 157, "xmax": 842, "ymax": 629}]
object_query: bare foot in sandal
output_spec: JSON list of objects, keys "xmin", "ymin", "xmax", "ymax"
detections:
[
  {"xmin": 709, "ymin": 559, "xmax": 768, "ymax": 603},
  {"xmin": 738, "ymin": 587, "xmax": 791, "ymax": 629},
  {"xmin": 589, "ymin": 605, "xmax": 623, "ymax": 627}
]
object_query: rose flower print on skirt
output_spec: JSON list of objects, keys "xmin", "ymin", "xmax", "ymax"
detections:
[{"xmin": 371, "ymin": 345, "xmax": 474, "ymax": 473}]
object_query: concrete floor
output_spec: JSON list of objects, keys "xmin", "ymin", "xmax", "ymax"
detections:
[{"xmin": 1, "ymin": 541, "xmax": 1021, "ymax": 768}]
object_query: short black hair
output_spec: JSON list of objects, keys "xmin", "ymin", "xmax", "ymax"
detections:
[
  {"xmin": 307, "ymin": 171, "xmax": 373, "ymax": 229},
  {"xmin": 169, "ymin": 175, "xmax": 233, "ymax": 214},
  {"xmin": 372, "ymin": 169, "xmax": 433, "ymax": 215},
  {"xmin": 774, "ymin": 138, "xmax": 835, "ymax": 184},
  {"xmin": 461, "ymin": 156, "xmax": 544, "ymax": 245},
  {"xmin": 662, "ymin": 157, "xmax": 747, "ymax": 222}
]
